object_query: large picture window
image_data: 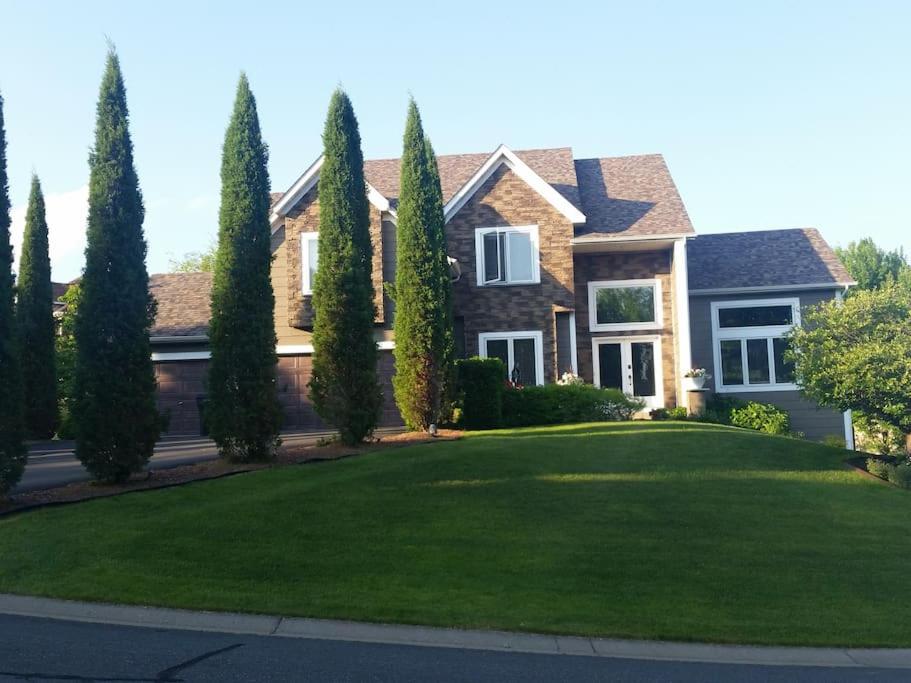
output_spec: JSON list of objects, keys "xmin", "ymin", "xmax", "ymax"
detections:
[
  {"xmin": 478, "ymin": 331, "xmax": 544, "ymax": 386},
  {"xmin": 588, "ymin": 279, "xmax": 662, "ymax": 331},
  {"xmin": 474, "ymin": 226, "xmax": 540, "ymax": 286},
  {"xmin": 711, "ymin": 298, "xmax": 800, "ymax": 392},
  {"xmin": 300, "ymin": 232, "xmax": 319, "ymax": 295}
]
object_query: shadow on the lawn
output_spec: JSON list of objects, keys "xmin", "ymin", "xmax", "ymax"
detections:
[{"xmin": 469, "ymin": 422, "xmax": 748, "ymax": 440}]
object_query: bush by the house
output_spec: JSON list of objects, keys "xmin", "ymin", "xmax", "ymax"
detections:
[
  {"xmin": 854, "ymin": 412, "xmax": 907, "ymax": 455},
  {"xmin": 501, "ymin": 383, "xmax": 643, "ymax": 428},
  {"xmin": 866, "ymin": 457, "xmax": 911, "ymax": 489},
  {"xmin": 698, "ymin": 394, "xmax": 746, "ymax": 425},
  {"xmin": 866, "ymin": 457, "xmax": 892, "ymax": 479},
  {"xmin": 650, "ymin": 406, "xmax": 688, "ymax": 421},
  {"xmin": 730, "ymin": 401, "xmax": 791, "ymax": 436},
  {"xmin": 455, "ymin": 357, "xmax": 504, "ymax": 429}
]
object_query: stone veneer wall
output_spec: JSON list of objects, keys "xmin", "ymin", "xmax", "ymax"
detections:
[
  {"xmin": 447, "ymin": 165, "xmax": 575, "ymax": 383},
  {"xmin": 573, "ymin": 249, "xmax": 678, "ymax": 407}
]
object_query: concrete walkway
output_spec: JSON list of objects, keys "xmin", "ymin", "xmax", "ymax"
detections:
[{"xmin": 1, "ymin": 594, "xmax": 909, "ymax": 670}]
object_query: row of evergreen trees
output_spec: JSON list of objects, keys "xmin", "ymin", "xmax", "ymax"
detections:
[{"xmin": 0, "ymin": 48, "xmax": 455, "ymax": 496}]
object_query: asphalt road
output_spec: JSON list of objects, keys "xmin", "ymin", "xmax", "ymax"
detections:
[
  {"xmin": 0, "ymin": 614, "xmax": 902, "ymax": 682},
  {"xmin": 17, "ymin": 428, "xmax": 401, "ymax": 494}
]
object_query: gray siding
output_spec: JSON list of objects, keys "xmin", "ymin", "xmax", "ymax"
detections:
[{"xmin": 689, "ymin": 288, "xmax": 846, "ymax": 442}]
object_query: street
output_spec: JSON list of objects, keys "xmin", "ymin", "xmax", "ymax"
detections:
[
  {"xmin": 17, "ymin": 429, "xmax": 401, "ymax": 493},
  {"xmin": 0, "ymin": 614, "xmax": 903, "ymax": 682}
]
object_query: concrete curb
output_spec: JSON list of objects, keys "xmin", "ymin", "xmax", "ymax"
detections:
[{"xmin": 1, "ymin": 594, "xmax": 909, "ymax": 669}]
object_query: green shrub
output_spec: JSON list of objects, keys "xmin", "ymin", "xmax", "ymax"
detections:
[
  {"xmin": 455, "ymin": 357, "xmax": 505, "ymax": 429},
  {"xmin": 500, "ymin": 383, "xmax": 643, "ymax": 428},
  {"xmin": 822, "ymin": 434, "xmax": 846, "ymax": 449},
  {"xmin": 866, "ymin": 457, "xmax": 892, "ymax": 479},
  {"xmin": 854, "ymin": 411, "xmax": 907, "ymax": 455},
  {"xmin": 886, "ymin": 464, "xmax": 911, "ymax": 489},
  {"xmin": 698, "ymin": 395, "xmax": 746, "ymax": 425},
  {"xmin": 650, "ymin": 406, "xmax": 688, "ymax": 421},
  {"xmin": 730, "ymin": 401, "xmax": 791, "ymax": 436}
]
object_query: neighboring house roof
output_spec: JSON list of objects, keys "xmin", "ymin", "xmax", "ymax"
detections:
[
  {"xmin": 270, "ymin": 145, "xmax": 692, "ymax": 238},
  {"xmin": 149, "ymin": 272, "xmax": 213, "ymax": 337},
  {"xmin": 687, "ymin": 228, "xmax": 855, "ymax": 291}
]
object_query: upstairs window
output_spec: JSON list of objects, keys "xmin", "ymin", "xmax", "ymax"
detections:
[
  {"xmin": 588, "ymin": 279, "xmax": 662, "ymax": 331},
  {"xmin": 475, "ymin": 226, "xmax": 540, "ymax": 286},
  {"xmin": 712, "ymin": 299, "xmax": 800, "ymax": 392},
  {"xmin": 300, "ymin": 232, "xmax": 319, "ymax": 295}
]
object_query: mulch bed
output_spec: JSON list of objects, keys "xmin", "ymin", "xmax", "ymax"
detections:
[{"xmin": 0, "ymin": 430, "xmax": 462, "ymax": 517}]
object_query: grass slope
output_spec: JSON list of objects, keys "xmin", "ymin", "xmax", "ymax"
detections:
[{"xmin": 1, "ymin": 422, "xmax": 907, "ymax": 647}]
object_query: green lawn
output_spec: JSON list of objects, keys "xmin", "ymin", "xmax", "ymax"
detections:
[{"xmin": 1, "ymin": 422, "xmax": 908, "ymax": 647}]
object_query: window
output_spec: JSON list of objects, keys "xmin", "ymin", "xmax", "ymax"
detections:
[
  {"xmin": 587, "ymin": 279, "xmax": 662, "ymax": 331},
  {"xmin": 474, "ymin": 226, "xmax": 540, "ymax": 286},
  {"xmin": 478, "ymin": 331, "xmax": 544, "ymax": 386},
  {"xmin": 300, "ymin": 232, "xmax": 319, "ymax": 295},
  {"xmin": 711, "ymin": 298, "xmax": 800, "ymax": 392}
]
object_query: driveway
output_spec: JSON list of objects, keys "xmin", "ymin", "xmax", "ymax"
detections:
[{"xmin": 17, "ymin": 428, "xmax": 402, "ymax": 493}]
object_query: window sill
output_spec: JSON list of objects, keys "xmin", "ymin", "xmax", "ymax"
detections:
[
  {"xmin": 590, "ymin": 323, "xmax": 663, "ymax": 333},
  {"xmin": 477, "ymin": 281, "xmax": 541, "ymax": 288},
  {"xmin": 715, "ymin": 383, "xmax": 798, "ymax": 394}
]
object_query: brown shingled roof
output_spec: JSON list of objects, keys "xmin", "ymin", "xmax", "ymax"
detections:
[
  {"xmin": 363, "ymin": 147, "xmax": 582, "ymax": 210},
  {"xmin": 573, "ymin": 155, "xmax": 694, "ymax": 240},
  {"xmin": 687, "ymin": 228, "xmax": 854, "ymax": 290},
  {"xmin": 149, "ymin": 272, "xmax": 213, "ymax": 337}
]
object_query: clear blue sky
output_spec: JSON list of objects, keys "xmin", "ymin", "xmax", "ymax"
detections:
[{"xmin": 1, "ymin": 0, "xmax": 908, "ymax": 280}]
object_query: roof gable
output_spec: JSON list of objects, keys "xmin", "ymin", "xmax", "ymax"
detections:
[
  {"xmin": 442, "ymin": 145, "xmax": 586, "ymax": 225},
  {"xmin": 270, "ymin": 156, "xmax": 392, "ymax": 230}
]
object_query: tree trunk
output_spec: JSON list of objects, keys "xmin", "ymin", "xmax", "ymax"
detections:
[{"xmin": 906, "ymin": 433, "xmax": 911, "ymax": 457}]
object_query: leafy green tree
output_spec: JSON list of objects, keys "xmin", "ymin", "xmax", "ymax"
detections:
[
  {"xmin": 835, "ymin": 238, "xmax": 908, "ymax": 293},
  {"xmin": 391, "ymin": 100, "xmax": 454, "ymax": 430},
  {"xmin": 309, "ymin": 89, "xmax": 381, "ymax": 444},
  {"xmin": 207, "ymin": 74, "xmax": 281, "ymax": 462},
  {"xmin": 0, "ymin": 91, "xmax": 26, "ymax": 496},
  {"xmin": 788, "ymin": 280, "xmax": 911, "ymax": 453},
  {"xmin": 73, "ymin": 49, "xmax": 160, "ymax": 483},
  {"xmin": 55, "ymin": 283, "xmax": 81, "ymax": 440},
  {"xmin": 169, "ymin": 240, "xmax": 217, "ymax": 272},
  {"xmin": 16, "ymin": 175, "xmax": 58, "ymax": 438}
]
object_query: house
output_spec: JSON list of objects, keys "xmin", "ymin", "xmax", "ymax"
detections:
[{"xmin": 148, "ymin": 144, "xmax": 855, "ymax": 443}]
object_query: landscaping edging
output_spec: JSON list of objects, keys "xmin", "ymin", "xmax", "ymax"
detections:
[{"xmin": 1, "ymin": 593, "xmax": 909, "ymax": 668}]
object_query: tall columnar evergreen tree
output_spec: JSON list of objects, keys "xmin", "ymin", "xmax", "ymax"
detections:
[
  {"xmin": 309, "ymin": 89, "xmax": 381, "ymax": 444},
  {"xmin": 207, "ymin": 74, "xmax": 281, "ymax": 462},
  {"xmin": 392, "ymin": 100, "xmax": 454, "ymax": 430},
  {"xmin": 0, "ymin": 92, "xmax": 26, "ymax": 497},
  {"xmin": 17, "ymin": 175, "xmax": 58, "ymax": 439},
  {"xmin": 73, "ymin": 50, "xmax": 160, "ymax": 483}
]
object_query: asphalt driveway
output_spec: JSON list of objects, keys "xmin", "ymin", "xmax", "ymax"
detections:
[{"xmin": 18, "ymin": 428, "xmax": 402, "ymax": 493}]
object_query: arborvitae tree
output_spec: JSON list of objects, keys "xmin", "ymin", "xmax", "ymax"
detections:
[
  {"xmin": 0, "ymin": 91, "xmax": 26, "ymax": 497},
  {"xmin": 392, "ymin": 100, "xmax": 454, "ymax": 430},
  {"xmin": 17, "ymin": 175, "xmax": 58, "ymax": 438},
  {"xmin": 207, "ymin": 74, "xmax": 281, "ymax": 462},
  {"xmin": 309, "ymin": 89, "xmax": 381, "ymax": 444},
  {"xmin": 73, "ymin": 49, "xmax": 160, "ymax": 483}
]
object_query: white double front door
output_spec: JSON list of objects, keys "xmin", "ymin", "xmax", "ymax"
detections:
[{"xmin": 592, "ymin": 336, "xmax": 663, "ymax": 410}]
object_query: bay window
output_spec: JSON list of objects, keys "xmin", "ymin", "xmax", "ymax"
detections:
[{"xmin": 711, "ymin": 298, "xmax": 799, "ymax": 392}]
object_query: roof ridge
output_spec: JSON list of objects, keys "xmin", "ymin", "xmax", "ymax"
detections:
[
  {"xmin": 575, "ymin": 153, "xmax": 665, "ymax": 162},
  {"xmin": 694, "ymin": 227, "xmax": 819, "ymax": 237}
]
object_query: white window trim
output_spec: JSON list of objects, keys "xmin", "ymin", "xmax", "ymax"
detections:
[
  {"xmin": 591, "ymin": 335, "xmax": 664, "ymax": 409},
  {"xmin": 474, "ymin": 225, "xmax": 540, "ymax": 287},
  {"xmin": 478, "ymin": 330, "xmax": 545, "ymax": 386},
  {"xmin": 710, "ymin": 297, "xmax": 801, "ymax": 393},
  {"xmin": 587, "ymin": 278, "xmax": 663, "ymax": 332},
  {"xmin": 300, "ymin": 232, "xmax": 319, "ymax": 295}
]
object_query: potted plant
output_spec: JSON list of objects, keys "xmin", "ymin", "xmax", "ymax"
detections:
[{"xmin": 683, "ymin": 368, "xmax": 710, "ymax": 391}]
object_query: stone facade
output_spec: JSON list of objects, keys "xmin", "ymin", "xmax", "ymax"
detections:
[
  {"xmin": 573, "ymin": 250, "xmax": 678, "ymax": 407},
  {"xmin": 447, "ymin": 165, "xmax": 576, "ymax": 383}
]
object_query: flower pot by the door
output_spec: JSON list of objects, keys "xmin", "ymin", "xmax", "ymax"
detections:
[{"xmin": 683, "ymin": 376, "xmax": 706, "ymax": 391}]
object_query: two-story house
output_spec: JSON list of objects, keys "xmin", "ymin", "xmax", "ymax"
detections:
[{"xmin": 149, "ymin": 144, "xmax": 855, "ymax": 443}]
